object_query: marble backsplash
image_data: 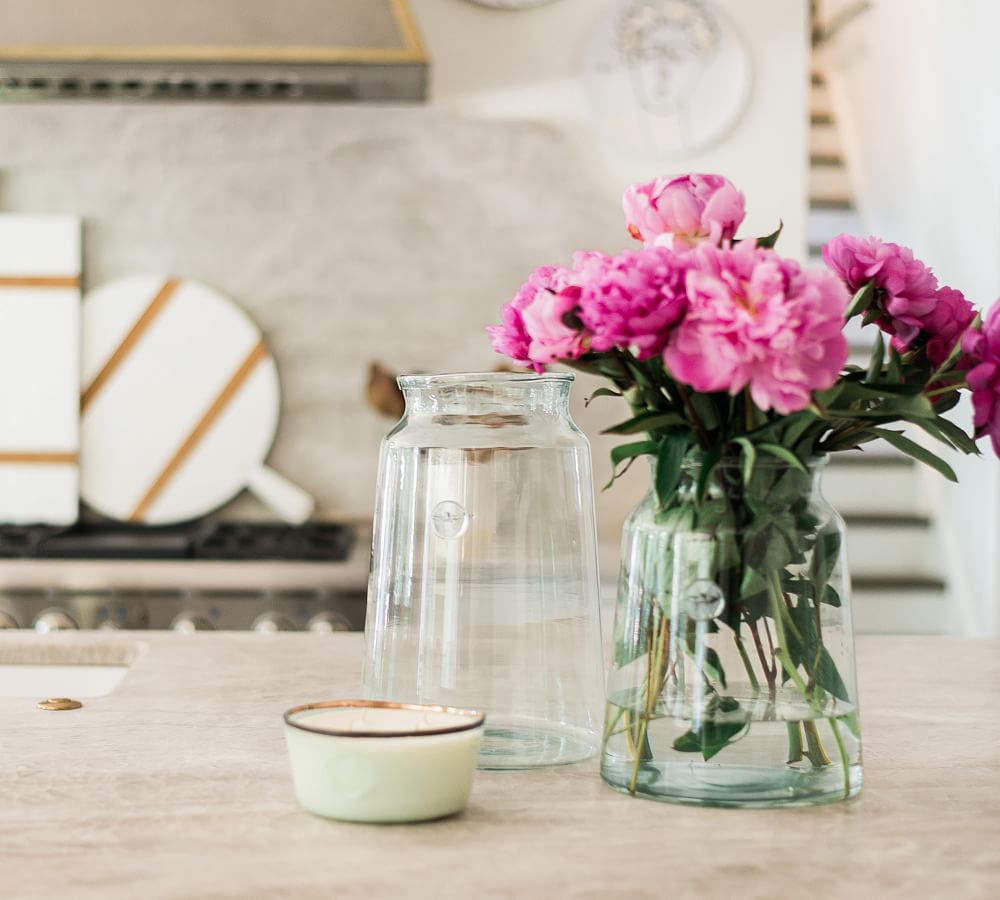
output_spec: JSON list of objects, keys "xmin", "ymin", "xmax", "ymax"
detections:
[{"xmin": 0, "ymin": 103, "xmax": 646, "ymax": 535}]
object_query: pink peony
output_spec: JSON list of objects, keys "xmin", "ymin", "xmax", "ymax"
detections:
[
  {"xmin": 664, "ymin": 242, "xmax": 850, "ymax": 414},
  {"xmin": 961, "ymin": 302, "xmax": 1000, "ymax": 455},
  {"xmin": 821, "ymin": 234, "xmax": 967, "ymax": 356},
  {"xmin": 623, "ymin": 174, "xmax": 745, "ymax": 249},
  {"xmin": 487, "ymin": 265, "xmax": 585, "ymax": 371},
  {"xmin": 923, "ymin": 286, "xmax": 976, "ymax": 368},
  {"xmin": 574, "ymin": 246, "xmax": 690, "ymax": 359}
]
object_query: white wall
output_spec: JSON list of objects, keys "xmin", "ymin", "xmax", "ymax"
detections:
[
  {"xmin": 415, "ymin": 0, "xmax": 810, "ymax": 259},
  {"xmin": 0, "ymin": 0, "xmax": 810, "ymax": 551},
  {"xmin": 822, "ymin": 0, "xmax": 1000, "ymax": 635}
]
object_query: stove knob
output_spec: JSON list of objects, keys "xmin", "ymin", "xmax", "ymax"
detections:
[
  {"xmin": 33, "ymin": 608, "xmax": 79, "ymax": 633},
  {"xmin": 307, "ymin": 612, "xmax": 352, "ymax": 633},
  {"xmin": 0, "ymin": 610, "xmax": 18, "ymax": 629},
  {"xmin": 171, "ymin": 613, "xmax": 214, "ymax": 633},
  {"xmin": 252, "ymin": 612, "xmax": 295, "ymax": 634}
]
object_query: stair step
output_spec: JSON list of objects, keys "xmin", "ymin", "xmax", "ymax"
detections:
[
  {"xmin": 810, "ymin": 166, "xmax": 853, "ymax": 202},
  {"xmin": 845, "ymin": 517, "xmax": 937, "ymax": 578},
  {"xmin": 807, "ymin": 206, "xmax": 862, "ymax": 245},
  {"xmin": 852, "ymin": 580, "xmax": 949, "ymax": 634},
  {"xmin": 810, "ymin": 81, "xmax": 833, "ymax": 118},
  {"xmin": 810, "ymin": 121, "xmax": 844, "ymax": 157},
  {"xmin": 824, "ymin": 461, "xmax": 926, "ymax": 516},
  {"xmin": 810, "ymin": 195, "xmax": 854, "ymax": 211}
]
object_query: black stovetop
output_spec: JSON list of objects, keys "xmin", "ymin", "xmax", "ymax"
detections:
[{"xmin": 0, "ymin": 520, "xmax": 355, "ymax": 562}]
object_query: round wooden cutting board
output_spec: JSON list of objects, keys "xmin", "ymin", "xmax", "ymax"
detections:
[{"xmin": 79, "ymin": 275, "xmax": 314, "ymax": 525}]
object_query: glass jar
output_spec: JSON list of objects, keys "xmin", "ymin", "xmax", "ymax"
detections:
[
  {"xmin": 362, "ymin": 373, "xmax": 605, "ymax": 769},
  {"xmin": 601, "ymin": 456, "xmax": 862, "ymax": 807}
]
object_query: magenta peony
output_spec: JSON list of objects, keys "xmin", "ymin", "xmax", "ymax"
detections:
[
  {"xmin": 487, "ymin": 265, "xmax": 585, "ymax": 372},
  {"xmin": 664, "ymin": 243, "xmax": 850, "ymax": 414},
  {"xmin": 575, "ymin": 246, "xmax": 689, "ymax": 359},
  {"xmin": 623, "ymin": 174, "xmax": 745, "ymax": 249},
  {"xmin": 923, "ymin": 286, "xmax": 977, "ymax": 368},
  {"xmin": 821, "ymin": 234, "xmax": 975, "ymax": 363},
  {"xmin": 961, "ymin": 302, "xmax": 1000, "ymax": 455}
]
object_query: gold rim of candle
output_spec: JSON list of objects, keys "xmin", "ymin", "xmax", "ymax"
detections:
[{"xmin": 283, "ymin": 699, "xmax": 486, "ymax": 738}]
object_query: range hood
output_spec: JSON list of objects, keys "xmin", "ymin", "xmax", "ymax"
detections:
[{"xmin": 0, "ymin": 0, "xmax": 428, "ymax": 102}]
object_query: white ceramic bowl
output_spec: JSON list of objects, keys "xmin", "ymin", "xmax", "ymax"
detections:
[{"xmin": 283, "ymin": 700, "xmax": 485, "ymax": 824}]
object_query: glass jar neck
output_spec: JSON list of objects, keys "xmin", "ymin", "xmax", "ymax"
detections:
[
  {"xmin": 398, "ymin": 372, "xmax": 573, "ymax": 419},
  {"xmin": 656, "ymin": 453, "xmax": 828, "ymax": 502}
]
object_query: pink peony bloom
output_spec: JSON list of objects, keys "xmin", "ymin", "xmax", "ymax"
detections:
[
  {"xmin": 822, "ymin": 234, "xmax": 951, "ymax": 351},
  {"xmin": 961, "ymin": 301, "xmax": 1000, "ymax": 455},
  {"xmin": 923, "ymin": 286, "xmax": 976, "ymax": 368},
  {"xmin": 623, "ymin": 174, "xmax": 746, "ymax": 249},
  {"xmin": 664, "ymin": 243, "xmax": 850, "ymax": 414},
  {"xmin": 575, "ymin": 246, "xmax": 690, "ymax": 359},
  {"xmin": 487, "ymin": 265, "xmax": 585, "ymax": 371}
]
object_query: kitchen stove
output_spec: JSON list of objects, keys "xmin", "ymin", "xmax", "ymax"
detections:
[{"xmin": 0, "ymin": 519, "xmax": 370, "ymax": 632}]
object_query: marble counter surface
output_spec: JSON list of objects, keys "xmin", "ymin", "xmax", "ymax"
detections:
[{"xmin": 0, "ymin": 632, "xmax": 997, "ymax": 900}]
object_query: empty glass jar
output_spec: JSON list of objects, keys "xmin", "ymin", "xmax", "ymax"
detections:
[{"xmin": 362, "ymin": 372, "xmax": 605, "ymax": 768}]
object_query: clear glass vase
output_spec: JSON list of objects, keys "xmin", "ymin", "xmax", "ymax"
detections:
[
  {"xmin": 362, "ymin": 373, "xmax": 605, "ymax": 769},
  {"xmin": 601, "ymin": 456, "xmax": 863, "ymax": 807}
]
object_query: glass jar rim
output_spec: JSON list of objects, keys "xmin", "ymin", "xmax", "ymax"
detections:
[{"xmin": 397, "ymin": 371, "xmax": 575, "ymax": 389}]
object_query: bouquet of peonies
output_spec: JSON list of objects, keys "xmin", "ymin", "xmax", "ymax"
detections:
[
  {"xmin": 487, "ymin": 173, "xmax": 998, "ymax": 804},
  {"xmin": 489, "ymin": 172, "xmax": 998, "ymax": 482}
]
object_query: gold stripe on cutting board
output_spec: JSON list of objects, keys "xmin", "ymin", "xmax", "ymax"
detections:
[
  {"xmin": 0, "ymin": 451, "xmax": 77, "ymax": 464},
  {"xmin": 80, "ymin": 278, "xmax": 180, "ymax": 412},
  {"xmin": 128, "ymin": 340, "xmax": 269, "ymax": 523},
  {"xmin": 0, "ymin": 275, "xmax": 80, "ymax": 288}
]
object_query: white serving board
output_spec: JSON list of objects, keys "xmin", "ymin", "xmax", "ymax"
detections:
[
  {"xmin": 0, "ymin": 215, "xmax": 81, "ymax": 525},
  {"xmin": 80, "ymin": 275, "xmax": 313, "ymax": 525}
]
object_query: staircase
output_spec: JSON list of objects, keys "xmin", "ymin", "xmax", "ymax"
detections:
[{"xmin": 808, "ymin": 61, "xmax": 949, "ymax": 635}]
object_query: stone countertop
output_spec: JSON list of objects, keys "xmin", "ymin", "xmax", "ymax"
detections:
[{"xmin": 1, "ymin": 632, "xmax": 998, "ymax": 900}]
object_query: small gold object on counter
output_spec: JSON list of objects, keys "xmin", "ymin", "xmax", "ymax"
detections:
[{"xmin": 37, "ymin": 698, "xmax": 83, "ymax": 711}]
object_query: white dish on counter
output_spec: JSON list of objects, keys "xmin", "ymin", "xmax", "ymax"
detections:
[{"xmin": 283, "ymin": 700, "xmax": 485, "ymax": 824}]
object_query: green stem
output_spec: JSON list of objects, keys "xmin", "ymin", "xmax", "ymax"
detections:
[
  {"xmin": 766, "ymin": 572, "xmax": 852, "ymax": 796},
  {"xmin": 603, "ymin": 703, "xmax": 626, "ymax": 744},
  {"xmin": 803, "ymin": 720, "xmax": 833, "ymax": 766},
  {"xmin": 786, "ymin": 722, "xmax": 804, "ymax": 763},
  {"xmin": 674, "ymin": 381, "xmax": 711, "ymax": 449},
  {"xmin": 734, "ymin": 632, "xmax": 761, "ymax": 692},
  {"xmin": 927, "ymin": 381, "xmax": 968, "ymax": 398},
  {"xmin": 828, "ymin": 716, "xmax": 852, "ymax": 798}
]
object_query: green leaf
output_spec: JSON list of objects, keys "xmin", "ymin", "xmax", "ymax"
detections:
[
  {"xmin": 757, "ymin": 444, "xmax": 807, "ymax": 472},
  {"xmin": 671, "ymin": 703, "xmax": 750, "ymax": 760},
  {"xmin": 887, "ymin": 346, "xmax": 903, "ymax": 383},
  {"xmin": 913, "ymin": 416, "xmax": 979, "ymax": 455},
  {"xmin": 605, "ymin": 440, "xmax": 656, "ymax": 488},
  {"xmin": 690, "ymin": 392, "xmax": 721, "ymax": 430},
  {"xmin": 870, "ymin": 428, "xmax": 958, "ymax": 481},
  {"xmin": 810, "ymin": 530, "xmax": 841, "ymax": 589},
  {"xmin": 755, "ymin": 221, "xmax": 784, "ymax": 249},
  {"xmin": 733, "ymin": 437, "xmax": 756, "ymax": 484},
  {"xmin": 826, "ymin": 392, "xmax": 936, "ymax": 420},
  {"xmin": 603, "ymin": 411, "xmax": 685, "ymax": 435},
  {"xmin": 821, "ymin": 584, "xmax": 842, "ymax": 607},
  {"xmin": 845, "ymin": 281, "xmax": 876, "ymax": 318},
  {"xmin": 701, "ymin": 647, "xmax": 728, "ymax": 689},
  {"xmin": 695, "ymin": 444, "xmax": 722, "ymax": 500},
  {"xmin": 655, "ymin": 433, "xmax": 689, "ymax": 509},
  {"xmin": 786, "ymin": 601, "xmax": 851, "ymax": 702},
  {"xmin": 585, "ymin": 387, "xmax": 622, "ymax": 407},
  {"xmin": 865, "ymin": 330, "xmax": 885, "ymax": 383},
  {"xmin": 782, "ymin": 412, "xmax": 818, "ymax": 450}
]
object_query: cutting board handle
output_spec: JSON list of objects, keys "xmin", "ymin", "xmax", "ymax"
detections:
[{"xmin": 246, "ymin": 466, "xmax": 315, "ymax": 524}]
